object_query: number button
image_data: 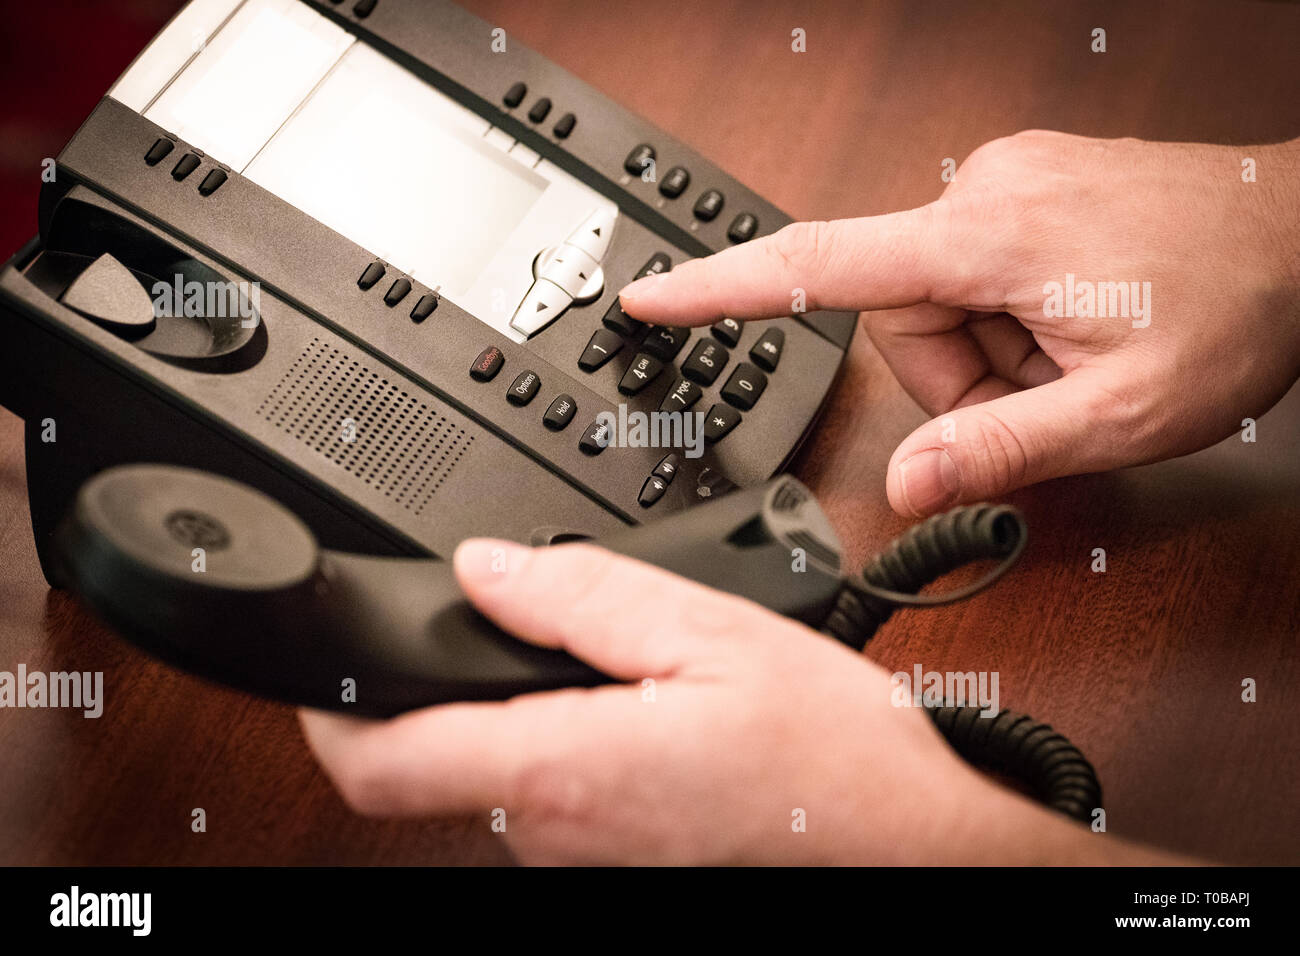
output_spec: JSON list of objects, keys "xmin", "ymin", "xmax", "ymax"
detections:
[
  {"xmin": 578, "ymin": 328, "xmax": 624, "ymax": 371},
  {"xmin": 618, "ymin": 352, "xmax": 665, "ymax": 395},
  {"xmin": 682, "ymin": 339, "xmax": 728, "ymax": 385},
  {"xmin": 720, "ymin": 362, "xmax": 768, "ymax": 410},
  {"xmin": 657, "ymin": 376, "xmax": 702, "ymax": 413}
]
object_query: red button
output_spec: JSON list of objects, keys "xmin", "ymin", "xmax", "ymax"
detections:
[{"xmin": 470, "ymin": 346, "xmax": 504, "ymax": 382}]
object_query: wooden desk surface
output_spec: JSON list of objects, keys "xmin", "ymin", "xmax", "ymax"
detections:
[{"xmin": 1, "ymin": 0, "xmax": 1296, "ymax": 865}]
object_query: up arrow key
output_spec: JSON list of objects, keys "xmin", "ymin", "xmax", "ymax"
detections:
[{"xmin": 567, "ymin": 208, "xmax": 616, "ymax": 261}]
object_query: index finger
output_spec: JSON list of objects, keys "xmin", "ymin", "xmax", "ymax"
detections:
[
  {"xmin": 299, "ymin": 686, "xmax": 637, "ymax": 817},
  {"xmin": 617, "ymin": 202, "xmax": 968, "ymax": 325}
]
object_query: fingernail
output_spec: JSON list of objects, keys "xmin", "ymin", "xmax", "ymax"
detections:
[
  {"xmin": 619, "ymin": 271, "xmax": 669, "ymax": 300},
  {"xmin": 453, "ymin": 538, "xmax": 531, "ymax": 588},
  {"xmin": 898, "ymin": 448, "xmax": 960, "ymax": 516}
]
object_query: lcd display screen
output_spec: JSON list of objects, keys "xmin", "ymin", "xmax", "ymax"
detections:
[
  {"xmin": 244, "ymin": 45, "xmax": 548, "ymax": 298},
  {"xmin": 132, "ymin": 0, "xmax": 550, "ymax": 299}
]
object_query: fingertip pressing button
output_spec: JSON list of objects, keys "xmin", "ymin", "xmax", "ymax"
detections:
[
  {"xmin": 711, "ymin": 317, "xmax": 742, "ymax": 346},
  {"xmin": 604, "ymin": 252, "xmax": 670, "ymax": 336},
  {"xmin": 602, "ymin": 298, "xmax": 644, "ymax": 337}
]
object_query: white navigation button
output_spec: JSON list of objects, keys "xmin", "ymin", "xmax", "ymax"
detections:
[
  {"xmin": 536, "ymin": 245, "xmax": 602, "ymax": 300},
  {"xmin": 510, "ymin": 278, "xmax": 572, "ymax": 336},
  {"xmin": 565, "ymin": 207, "xmax": 616, "ymax": 262}
]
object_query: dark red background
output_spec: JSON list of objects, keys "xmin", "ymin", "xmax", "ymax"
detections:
[
  {"xmin": 0, "ymin": 2, "xmax": 185, "ymax": 256},
  {"xmin": 0, "ymin": 0, "xmax": 1296, "ymax": 865}
]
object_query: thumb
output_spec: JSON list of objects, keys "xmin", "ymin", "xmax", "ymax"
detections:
[
  {"xmin": 452, "ymin": 539, "xmax": 772, "ymax": 679},
  {"xmin": 886, "ymin": 368, "xmax": 1127, "ymax": 515}
]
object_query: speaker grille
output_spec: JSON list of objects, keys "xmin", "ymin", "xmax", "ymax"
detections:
[{"xmin": 257, "ymin": 338, "xmax": 473, "ymax": 516}]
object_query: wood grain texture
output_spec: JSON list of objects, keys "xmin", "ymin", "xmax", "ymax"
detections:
[{"xmin": 0, "ymin": 0, "xmax": 1296, "ymax": 864}]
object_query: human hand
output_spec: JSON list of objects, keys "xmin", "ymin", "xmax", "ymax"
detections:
[
  {"xmin": 300, "ymin": 539, "xmax": 1161, "ymax": 865},
  {"xmin": 619, "ymin": 131, "xmax": 1300, "ymax": 516}
]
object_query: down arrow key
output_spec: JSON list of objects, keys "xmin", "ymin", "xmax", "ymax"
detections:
[{"xmin": 510, "ymin": 278, "xmax": 572, "ymax": 337}]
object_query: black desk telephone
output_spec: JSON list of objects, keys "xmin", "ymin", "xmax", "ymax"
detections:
[
  {"xmin": 0, "ymin": 0, "xmax": 1100, "ymax": 823},
  {"xmin": 1, "ymin": 0, "xmax": 853, "ymax": 570}
]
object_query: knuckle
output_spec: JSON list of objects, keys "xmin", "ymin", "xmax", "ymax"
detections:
[
  {"xmin": 334, "ymin": 741, "xmax": 404, "ymax": 817},
  {"xmin": 960, "ymin": 134, "xmax": 1022, "ymax": 173},
  {"xmin": 508, "ymin": 739, "xmax": 597, "ymax": 826},
  {"xmin": 1010, "ymin": 128, "xmax": 1063, "ymax": 145},
  {"xmin": 966, "ymin": 408, "xmax": 1031, "ymax": 492},
  {"xmin": 1079, "ymin": 371, "xmax": 1155, "ymax": 452},
  {"xmin": 553, "ymin": 545, "xmax": 627, "ymax": 626},
  {"xmin": 767, "ymin": 220, "xmax": 832, "ymax": 290},
  {"xmin": 924, "ymin": 195, "xmax": 1012, "ymax": 306}
]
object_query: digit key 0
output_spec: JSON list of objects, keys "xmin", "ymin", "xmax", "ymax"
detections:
[{"xmin": 720, "ymin": 362, "xmax": 768, "ymax": 410}]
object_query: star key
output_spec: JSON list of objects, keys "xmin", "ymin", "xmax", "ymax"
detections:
[{"xmin": 702, "ymin": 403, "xmax": 741, "ymax": 443}]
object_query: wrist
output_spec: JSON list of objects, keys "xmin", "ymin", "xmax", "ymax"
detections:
[{"xmin": 942, "ymin": 778, "xmax": 1198, "ymax": 865}]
